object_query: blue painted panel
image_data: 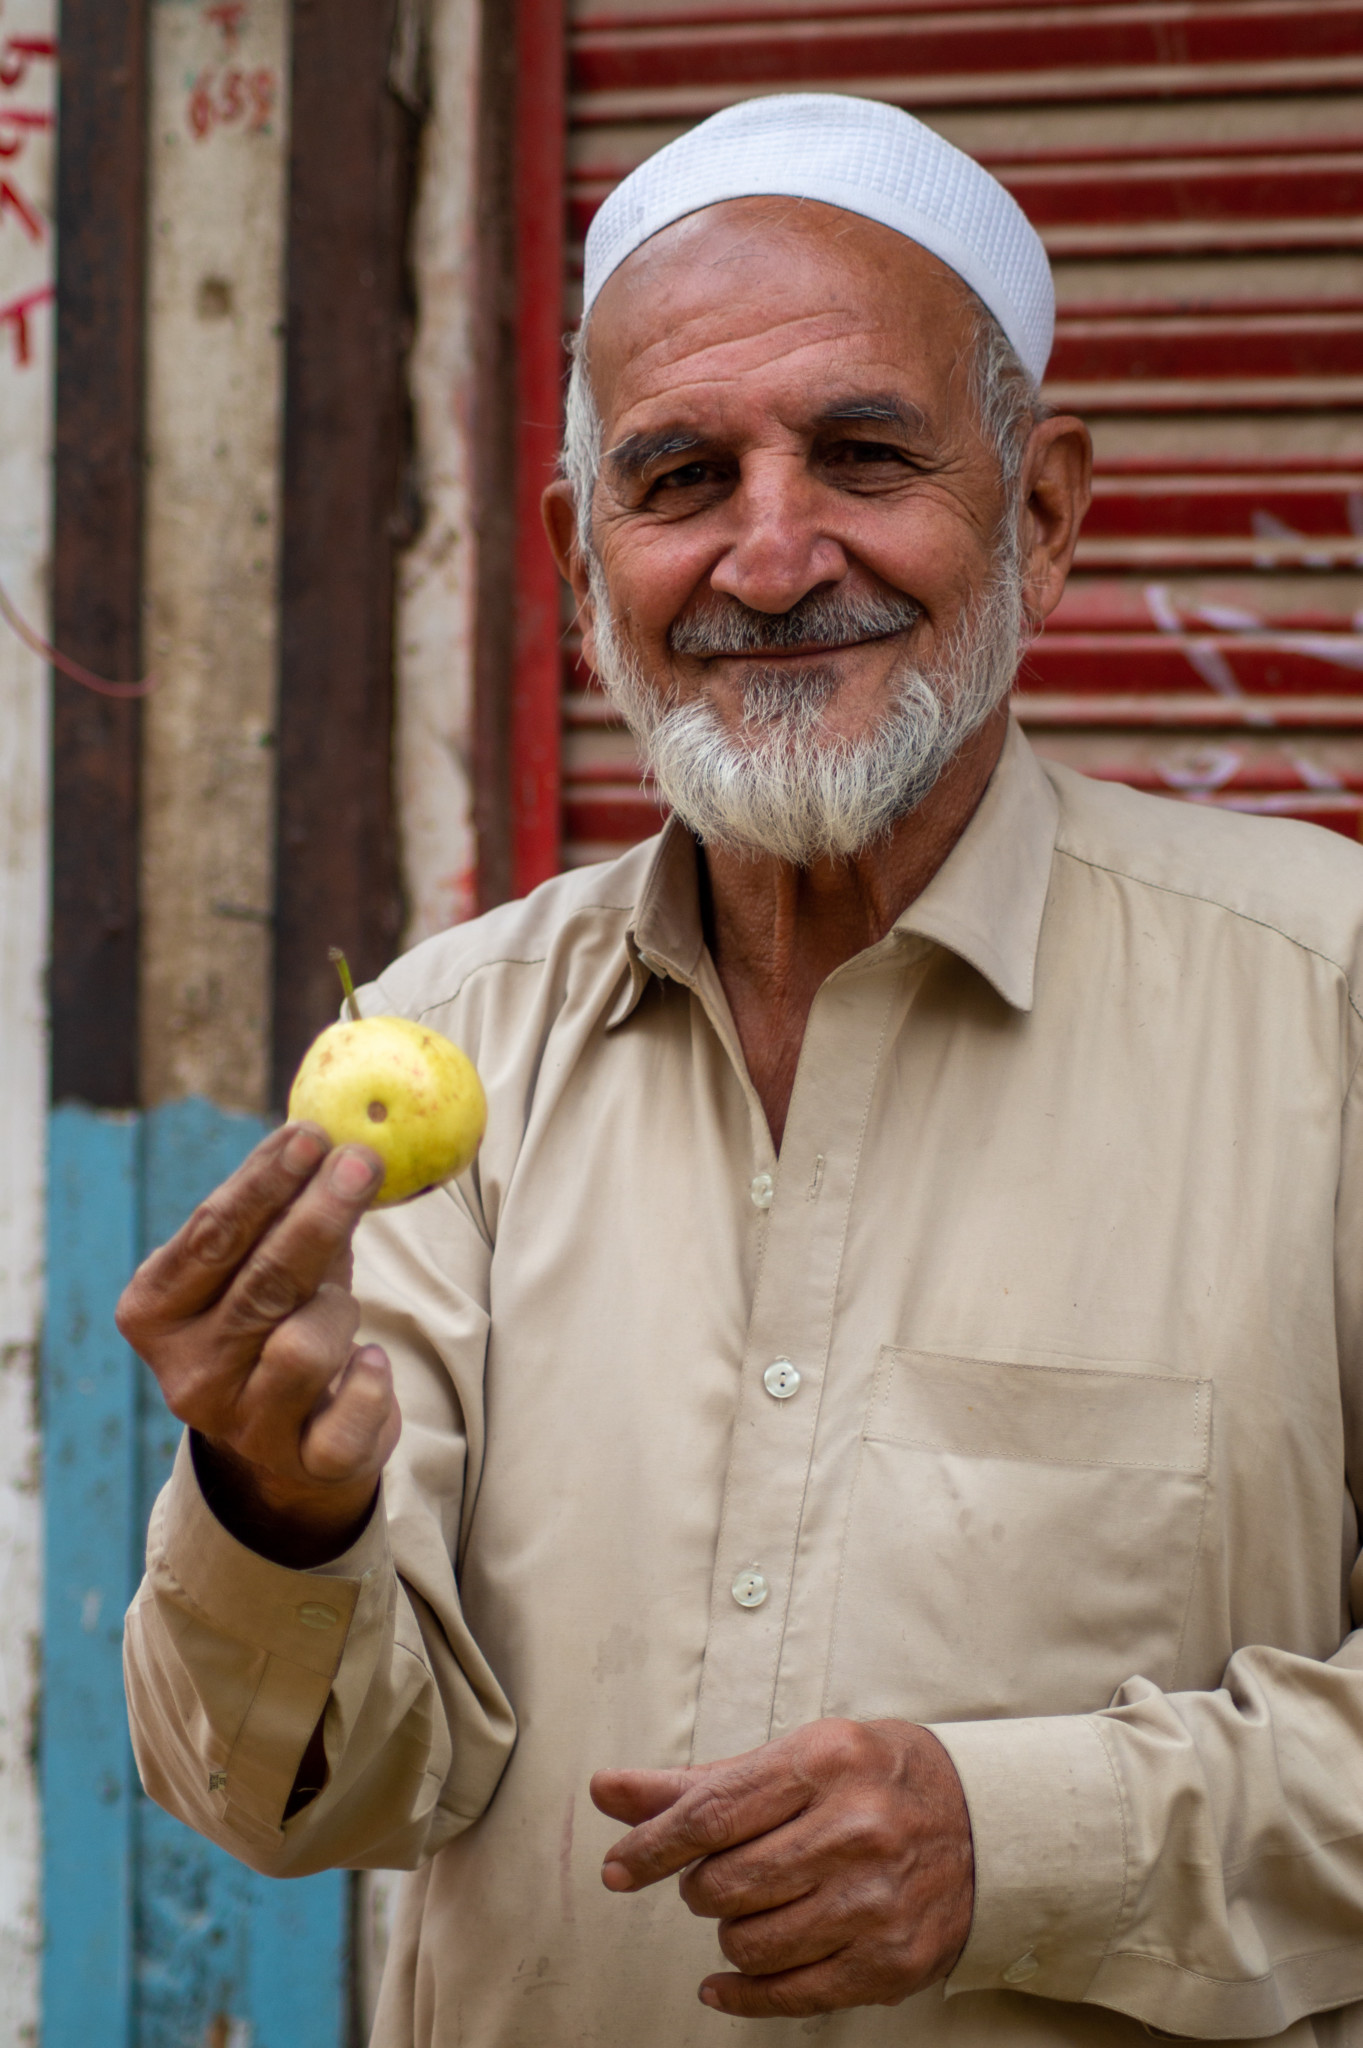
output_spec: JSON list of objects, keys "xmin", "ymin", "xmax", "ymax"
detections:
[
  {"xmin": 136, "ymin": 1817, "xmax": 348, "ymax": 2048},
  {"xmin": 242, "ymin": 1863, "xmax": 353, "ymax": 2048},
  {"xmin": 42, "ymin": 1104, "xmax": 140, "ymax": 2048},
  {"xmin": 133, "ymin": 1099, "xmax": 348, "ymax": 2048},
  {"xmin": 43, "ymin": 1099, "xmax": 350, "ymax": 2048}
]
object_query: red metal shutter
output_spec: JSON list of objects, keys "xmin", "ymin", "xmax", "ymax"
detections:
[
  {"xmin": 555, "ymin": 0, "xmax": 1363, "ymax": 868},
  {"xmin": 510, "ymin": 0, "xmax": 570, "ymax": 900}
]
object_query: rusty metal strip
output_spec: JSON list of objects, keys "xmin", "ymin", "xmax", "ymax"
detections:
[
  {"xmin": 272, "ymin": 0, "xmax": 411, "ymax": 1103},
  {"xmin": 51, "ymin": 0, "xmax": 148, "ymax": 1107}
]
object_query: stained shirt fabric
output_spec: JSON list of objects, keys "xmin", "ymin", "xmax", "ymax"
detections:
[{"xmin": 126, "ymin": 720, "xmax": 1363, "ymax": 2048}]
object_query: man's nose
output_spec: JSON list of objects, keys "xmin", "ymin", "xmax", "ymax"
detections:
[{"xmin": 707, "ymin": 458, "xmax": 848, "ymax": 615}]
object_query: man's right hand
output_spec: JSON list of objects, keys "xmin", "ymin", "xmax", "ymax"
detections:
[{"xmin": 116, "ymin": 1122, "xmax": 401, "ymax": 1568}]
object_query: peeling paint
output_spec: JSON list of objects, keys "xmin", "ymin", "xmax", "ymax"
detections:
[{"xmin": 394, "ymin": 0, "xmax": 481, "ymax": 945}]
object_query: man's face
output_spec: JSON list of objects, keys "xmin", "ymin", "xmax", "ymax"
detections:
[
  {"xmin": 576, "ymin": 197, "xmax": 1017, "ymax": 747},
  {"xmin": 543, "ymin": 197, "xmax": 1089, "ymax": 864}
]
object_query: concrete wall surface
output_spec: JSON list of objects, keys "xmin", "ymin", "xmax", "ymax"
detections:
[
  {"xmin": 0, "ymin": 6, "xmax": 56, "ymax": 2035},
  {"xmin": 140, "ymin": 0, "xmax": 291, "ymax": 1114}
]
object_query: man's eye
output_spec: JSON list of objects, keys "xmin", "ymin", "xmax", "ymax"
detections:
[
  {"xmin": 654, "ymin": 461, "xmax": 714, "ymax": 491},
  {"xmin": 832, "ymin": 441, "xmax": 909, "ymax": 466}
]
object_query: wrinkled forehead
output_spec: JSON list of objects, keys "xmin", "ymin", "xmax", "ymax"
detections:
[{"xmin": 582, "ymin": 199, "xmax": 980, "ymax": 423}]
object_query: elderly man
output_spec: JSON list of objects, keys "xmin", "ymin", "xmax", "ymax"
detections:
[{"xmin": 120, "ymin": 93, "xmax": 1363, "ymax": 2046}]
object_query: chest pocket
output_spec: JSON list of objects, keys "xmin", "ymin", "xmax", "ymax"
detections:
[{"xmin": 823, "ymin": 1348, "xmax": 1212, "ymax": 1725}]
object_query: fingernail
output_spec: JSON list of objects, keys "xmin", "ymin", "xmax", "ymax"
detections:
[
  {"xmin": 699, "ymin": 1987, "xmax": 720, "ymax": 2009},
  {"xmin": 601, "ymin": 1860, "xmax": 631, "ymax": 1892},
  {"xmin": 282, "ymin": 1126, "xmax": 326, "ymax": 1175},
  {"xmin": 331, "ymin": 1150, "xmax": 380, "ymax": 1198}
]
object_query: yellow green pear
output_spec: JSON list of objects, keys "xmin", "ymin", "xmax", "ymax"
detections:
[{"xmin": 288, "ymin": 954, "xmax": 486, "ymax": 1207}]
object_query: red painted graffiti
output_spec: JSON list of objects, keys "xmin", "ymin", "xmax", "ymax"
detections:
[
  {"xmin": 0, "ymin": 108, "xmax": 52, "ymax": 160},
  {"xmin": 0, "ymin": 283, "xmax": 53, "ymax": 368},
  {"xmin": 0, "ymin": 36, "xmax": 57, "ymax": 92},
  {"xmin": 205, "ymin": 1, "xmax": 248, "ymax": 52},
  {"xmin": 0, "ymin": 573, "xmax": 160, "ymax": 697},
  {"xmin": 187, "ymin": 65, "xmax": 276, "ymax": 139},
  {"xmin": 0, "ymin": 28, "xmax": 56, "ymax": 239},
  {"xmin": 0, "ymin": 178, "xmax": 43, "ymax": 241}
]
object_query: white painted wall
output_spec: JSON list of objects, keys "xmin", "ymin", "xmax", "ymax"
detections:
[
  {"xmin": 141, "ymin": 0, "xmax": 292, "ymax": 1114},
  {"xmin": 393, "ymin": 0, "xmax": 482, "ymax": 945},
  {"xmin": 0, "ymin": 4, "xmax": 56, "ymax": 2037}
]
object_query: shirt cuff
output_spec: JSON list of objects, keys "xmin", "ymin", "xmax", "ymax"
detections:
[
  {"xmin": 147, "ymin": 1433, "xmax": 393, "ymax": 1836},
  {"xmin": 927, "ymin": 1712, "xmax": 1127, "ymax": 2004},
  {"xmin": 156, "ymin": 1432, "xmax": 389, "ymax": 1659}
]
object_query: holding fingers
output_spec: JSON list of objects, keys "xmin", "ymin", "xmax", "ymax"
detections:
[
  {"xmin": 116, "ymin": 1121, "xmax": 400, "ymax": 1567},
  {"xmin": 591, "ymin": 1717, "xmax": 974, "ymax": 2019}
]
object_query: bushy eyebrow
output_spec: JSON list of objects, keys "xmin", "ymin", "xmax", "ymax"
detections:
[
  {"xmin": 603, "ymin": 393, "xmax": 933, "ymax": 487},
  {"xmin": 604, "ymin": 428, "xmax": 706, "ymax": 485},
  {"xmin": 819, "ymin": 394, "xmax": 931, "ymax": 436}
]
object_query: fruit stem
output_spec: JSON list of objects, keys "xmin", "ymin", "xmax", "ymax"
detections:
[{"xmin": 329, "ymin": 946, "xmax": 361, "ymax": 1023}]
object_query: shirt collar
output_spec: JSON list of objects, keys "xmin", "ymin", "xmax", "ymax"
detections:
[
  {"xmin": 892, "ymin": 716, "xmax": 1058, "ymax": 1012},
  {"xmin": 613, "ymin": 715, "xmax": 1058, "ymax": 1027},
  {"xmin": 609, "ymin": 816, "xmax": 705, "ymax": 1026}
]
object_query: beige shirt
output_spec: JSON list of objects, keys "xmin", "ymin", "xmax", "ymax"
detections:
[{"xmin": 126, "ymin": 721, "xmax": 1363, "ymax": 2048}]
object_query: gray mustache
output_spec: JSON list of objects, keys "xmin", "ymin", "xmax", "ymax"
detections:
[{"xmin": 668, "ymin": 588, "xmax": 922, "ymax": 658}]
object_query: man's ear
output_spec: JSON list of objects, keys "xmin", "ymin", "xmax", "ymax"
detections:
[
  {"xmin": 542, "ymin": 479, "xmax": 598, "ymax": 672},
  {"xmin": 1018, "ymin": 414, "xmax": 1092, "ymax": 629},
  {"xmin": 543, "ymin": 480, "xmax": 588, "ymax": 596}
]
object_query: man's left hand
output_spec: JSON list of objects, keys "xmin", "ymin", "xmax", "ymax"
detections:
[{"xmin": 590, "ymin": 1718, "xmax": 974, "ymax": 2019}]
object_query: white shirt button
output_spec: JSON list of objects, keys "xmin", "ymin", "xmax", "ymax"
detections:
[
  {"xmin": 731, "ymin": 1568, "xmax": 769, "ymax": 1608},
  {"xmin": 297, "ymin": 1601, "xmax": 340, "ymax": 1631},
  {"xmin": 1002, "ymin": 1953, "xmax": 1039, "ymax": 1985},
  {"xmin": 763, "ymin": 1359, "xmax": 801, "ymax": 1400},
  {"xmin": 750, "ymin": 1172, "xmax": 774, "ymax": 1210}
]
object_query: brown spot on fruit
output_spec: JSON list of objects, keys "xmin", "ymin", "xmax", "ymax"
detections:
[{"xmin": 367, "ymin": 1101, "xmax": 388, "ymax": 1123}]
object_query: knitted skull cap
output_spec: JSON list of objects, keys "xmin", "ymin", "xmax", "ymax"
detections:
[{"xmin": 582, "ymin": 92, "xmax": 1054, "ymax": 383}]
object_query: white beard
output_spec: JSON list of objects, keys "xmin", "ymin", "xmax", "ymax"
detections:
[{"xmin": 588, "ymin": 543, "xmax": 1025, "ymax": 868}]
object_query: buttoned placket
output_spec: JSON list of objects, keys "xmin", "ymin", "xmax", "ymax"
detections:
[{"xmin": 688, "ymin": 933, "xmax": 922, "ymax": 1765}]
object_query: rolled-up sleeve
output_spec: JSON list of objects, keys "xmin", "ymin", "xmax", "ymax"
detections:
[{"xmin": 124, "ymin": 1175, "xmax": 517, "ymax": 1878}]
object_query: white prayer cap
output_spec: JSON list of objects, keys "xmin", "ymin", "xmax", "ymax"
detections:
[{"xmin": 582, "ymin": 93, "xmax": 1054, "ymax": 383}]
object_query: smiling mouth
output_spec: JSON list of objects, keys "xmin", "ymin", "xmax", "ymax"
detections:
[
  {"xmin": 712, "ymin": 630, "xmax": 906, "ymax": 661},
  {"xmin": 668, "ymin": 590, "xmax": 925, "ymax": 663}
]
